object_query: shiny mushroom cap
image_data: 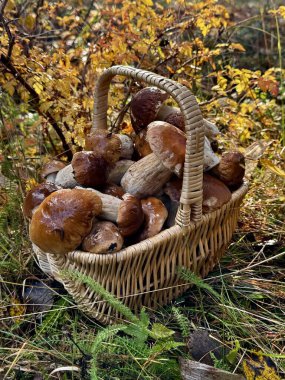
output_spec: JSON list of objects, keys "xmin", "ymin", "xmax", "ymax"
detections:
[
  {"xmin": 137, "ymin": 197, "xmax": 168, "ymax": 242},
  {"xmin": 117, "ymin": 193, "xmax": 144, "ymax": 237},
  {"xmin": 85, "ymin": 130, "xmax": 122, "ymax": 165},
  {"xmin": 23, "ymin": 182, "xmax": 59, "ymax": 219},
  {"xmin": 202, "ymin": 173, "xmax": 232, "ymax": 213},
  {"xmin": 130, "ymin": 87, "xmax": 169, "ymax": 133},
  {"xmin": 71, "ymin": 151, "xmax": 109, "ymax": 188},
  {"xmin": 82, "ymin": 221, "xmax": 124, "ymax": 254},
  {"xmin": 146, "ymin": 121, "xmax": 186, "ymax": 177},
  {"xmin": 29, "ymin": 188, "xmax": 102, "ymax": 255},
  {"xmin": 210, "ymin": 151, "xmax": 245, "ymax": 189}
]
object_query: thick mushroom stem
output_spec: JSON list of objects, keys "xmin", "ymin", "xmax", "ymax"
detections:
[
  {"xmin": 117, "ymin": 134, "xmax": 134, "ymax": 159},
  {"xmin": 204, "ymin": 137, "xmax": 220, "ymax": 171},
  {"xmin": 107, "ymin": 160, "xmax": 135, "ymax": 185},
  {"xmin": 79, "ymin": 187, "xmax": 122, "ymax": 222},
  {"xmin": 121, "ymin": 153, "xmax": 172, "ymax": 198},
  {"xmin": 55, "ymin": 164, "xmax": 78, "ymax": 188}
]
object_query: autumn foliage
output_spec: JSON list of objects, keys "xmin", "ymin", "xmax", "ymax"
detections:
[{"xmin": 1, "ymin": 0, "xmax": 284, "ymax": 165}]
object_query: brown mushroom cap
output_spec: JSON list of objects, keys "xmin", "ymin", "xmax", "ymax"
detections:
[
  {"xmin": 29, "ymin": 188, "xmax": 102, "ymax": 255},
  {"xmin": 102, "ymin": 183, "xmax": 125, "ymax": 199},
  {"xmin": 85, "ymin": 130, "xmax": 122, "ymax": 165},
  {"xmin": 23, "ymin": 182, "xmax": 59, "ymax": 219},
  {"xmin": 82, "ymin": 221, "xmax": 124, "ymax": 254},
  {"xmin": 202, "ymin": 173, "xmax": 232, "ymax": 213},
  {"xmin": 130, "ymin": 87, "xmax": 169, "ymax": 133},
  {"xmin": 137, "ymin": 197, "xmax": 168, "ymax": 241},
  {"xmin": 117, "ymin": 193, "xmax": 144, "ymax": 237},
  {"xmin": 164, "ymin": 177, "xmax": 182, "ymax": 202},
  {"xmin": 146, "ymin": 121, "xmax": 186, "ymax": 177},
  {"xmin": 41, "ymin": 160, "xmax": 67, "ymax": 180},
  {"xmin": 134, "ymin": 130, "xmax": 152, "ymax": 158},
  {"xmin": 164, "ymin": 111, "xmax": 185, "ymax": 132},
  {"xmin": 210, "ymin": 151, "xmax": 245, "ymax": 189},
  {"xmin": 71, "ymin": 151, "xmax": 109, "ymax": 188}
]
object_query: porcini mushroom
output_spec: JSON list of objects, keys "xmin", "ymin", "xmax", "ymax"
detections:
[
  {"xmin": 71, "ymin": 151, "xmax": 109, "ymax": 188},
  {"xmin": 202, "ymin": 173, "xmax": 232, "ymax": 213},
  {"xmin": 23, "ymin": 182, "xmax": 59, "ymax": 219},
  {"xmin": 135, "ymin": 197, "xmax": 168, "ymax": 242},
  {"xmin": 156, "ymin": 105, "xmax": 220, "ymax": 140},
  {"xmin": 76, "ymin": 188, "xmax": 144, "ymax": 237},
  {"xmin": 85, "ymin": 130, "xmax": 134, "ymax": 164},
  {"xmin": 55, "ymin": 164, "xmax": 78, "ymax": 188},
  {"xmin": 41, "ymin": 160, "xmax": 67, "ymax": 183},
  {"xmin": 82, "ymin": 221, "xmax": 124, "ymax": 254},
  {"xmin": 121, "ymin": 121, "xmax": 186, "ymax": 198},
  {"xmin": 102, "ymin": 183, "xmax": 125, "ymax": 199},
  {"xmin": 130, "ymin": 87, "xmax": 169, "ymax": 133},
  {"xmin": 29, "ymin": 188, "xmax": 102, "ymax": 255},
  {"xmin": 210, "ymin": 151, "xmax": 245, "ymax": 189}
]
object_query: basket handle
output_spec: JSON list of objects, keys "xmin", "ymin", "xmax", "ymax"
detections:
[{"xmin": 92, "ymin": 65, "xmax": 204, "ymax": 225}]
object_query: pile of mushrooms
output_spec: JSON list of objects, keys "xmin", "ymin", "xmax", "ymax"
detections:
[{"xmin": 24, "ymin": 87, "xmax": 245, "ymax": 257}]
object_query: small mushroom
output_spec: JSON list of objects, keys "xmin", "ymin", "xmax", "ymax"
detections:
[
  {"xmin": 135, "ymin": 197, "xmax": 168, "ymax": 242},
  {"xmin": 130, "ymin": 87, "xmax": 169, "ymax": 133},
  {"xmin": 41, "ymin": 160, "xmax": 67, "ymax": 183},
  {"xmin": 85, "ymin": 130, "xmax": 133, "ymax": 164},
  {"xmin": 121, "ymin": 121, "xmax": 186, "ymax": 198},
  {"xmin": 202, "ymin": 173, "xmax": 232, "ymax": 213},
  {"xmin": 85, "ymin": 130, "xmax": 122, "ymax": 164},
  {"xmin": 71, "ymin": 151, "xmax": 109, "ymax": 188},
  {"xmin": 77, "ymin": 188, "xmax": 144, "ymax": 237},
  {"xmin": 23, "ymin": 182, "xmax": 59, "ymax": 219},
  {"xmin": 29, "ymin": 188, "xmax": 102, "ymax": 255},
  {"xmin": 82, "ymin": 221, "xmax": 124, "ymax": 254},
  {"xmin": 210, "ymin": 151, "xmax": 245, "ymax": 189}
]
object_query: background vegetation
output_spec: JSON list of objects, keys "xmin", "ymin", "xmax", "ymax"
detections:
[{"xmin": 0, "ymin": 0, "xmax": 284, "ymax": 379}]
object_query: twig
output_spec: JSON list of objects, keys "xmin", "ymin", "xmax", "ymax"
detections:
[{"xmin": 0, "ymin": 54, "xmax": 72, "ymax": 159}]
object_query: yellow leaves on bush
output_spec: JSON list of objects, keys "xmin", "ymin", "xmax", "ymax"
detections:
[{"xmin": 243, "ymin": 354, "xmax": 281, "ymax": 380}]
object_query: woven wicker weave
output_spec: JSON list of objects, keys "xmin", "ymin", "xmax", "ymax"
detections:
[{"xmin": 33, "ymin": 66, "xmax": 248, "ymax": 324}]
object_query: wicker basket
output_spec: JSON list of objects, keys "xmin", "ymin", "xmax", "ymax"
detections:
[{"xmin": 33, "ymin": 65, "xmax": 248, "ymax": 324}]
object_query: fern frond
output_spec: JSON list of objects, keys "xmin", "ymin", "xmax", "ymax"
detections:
[
  {"xmin": 177, "ymin": 267, "xmax": 221, "ymax": 300},
  {"xmin": 172, "ymin": 306, "xmax": 190, "ymax": 338}
]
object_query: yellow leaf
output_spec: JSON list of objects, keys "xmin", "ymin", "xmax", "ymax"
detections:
[
  {"xmin": 39, "ymin": 100, "xmax": 54, "ymax": 113},
  {"xmin": 243, "ymin": 354, "xmax": 281, "ymax": 380},
  {"xmin": 229, "ymin": 43, "xmax": 246, "ymax": 52},
  {"xmin": 34, "ymin": 82, "xmax": 44, "ymax": 95},
  {"xmin": 141, "ymin": 0, "xmax": 153, "ymax": 5},
  {"xmin": 261, "ymin": 159, "xmax": 285, "ymax": 178},
  {"xmin": 9, "ymin": 297, "xmax": 26, "ymax": 322}
]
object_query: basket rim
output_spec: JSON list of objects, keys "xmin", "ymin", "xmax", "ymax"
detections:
[{"xmin": 63, "ymin": 181, "xmax": 249, "ymax": 265}]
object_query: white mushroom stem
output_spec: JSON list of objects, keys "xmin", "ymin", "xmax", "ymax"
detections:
[
  {"xmin": 76, "ymin": 187, "xmax": 122, "ymax": 222},
  {"xmin": 121, "ymin": 153, "xmax": 172, "ymax": 198},
  {"xmin": 117, "ymin": 134, "xmax": 134, "ymax": 159},
  {"xmin": 107, "ymin": 159, "xmax": 135, "ymax": 185},
  {"xmin": 55, "ymin": 164, "xmax": 79, "ymax": 188},
  {"xmin": 204, "ymin": 136, "xmax": 220, "ymax": 171},
  {"xmin": 156, "ymin": 105, "xmax": 220, "ymax": 140},
  {"xmin": 45, "ymin": 173, "xmax": 57, "ymax": 183}
]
